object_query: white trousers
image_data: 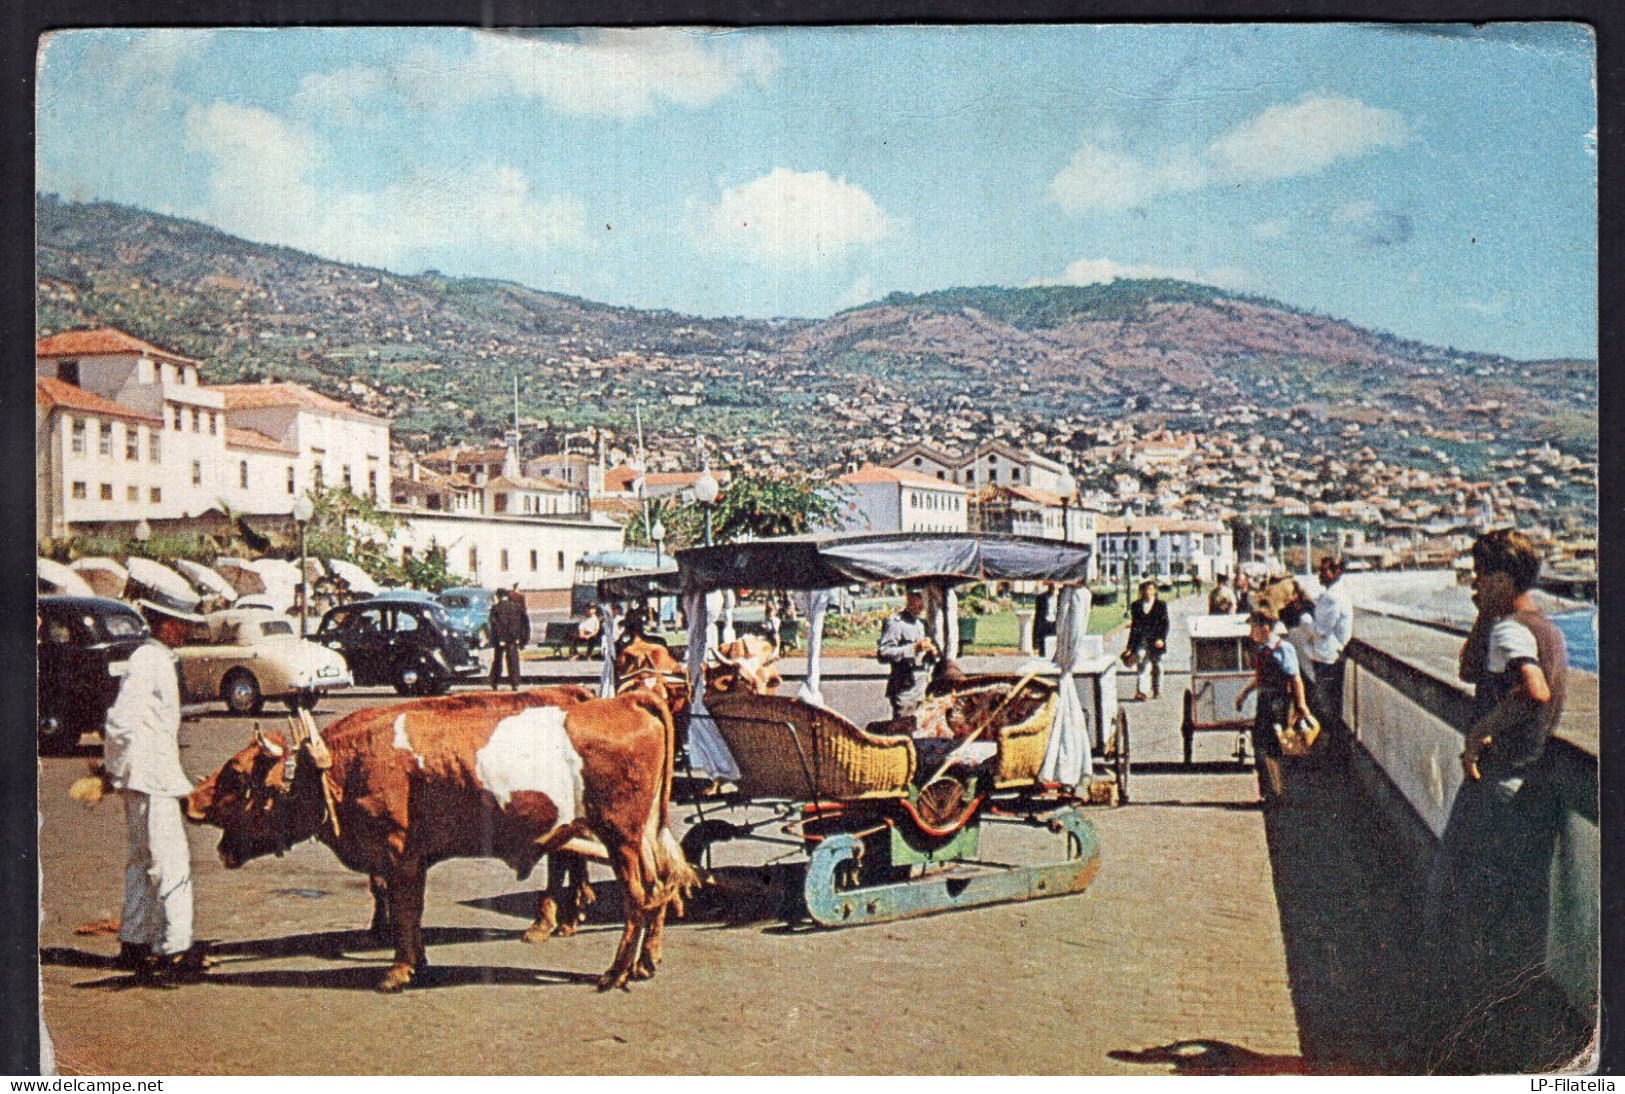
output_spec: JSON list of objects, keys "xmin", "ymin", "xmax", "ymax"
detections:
[{"xmin": 119, "ymin": 792, "xmax": 193, "ymax": 957}]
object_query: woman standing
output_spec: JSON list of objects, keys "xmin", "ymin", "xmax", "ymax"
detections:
[{"xmin": 1234, "ymin": 607, "xmax": 1312, "ymax": 807}]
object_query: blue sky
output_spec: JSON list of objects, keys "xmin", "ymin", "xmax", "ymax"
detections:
[{"xmin": 37, "ymin": 24, "xmax": 1596, "ymax": 359}]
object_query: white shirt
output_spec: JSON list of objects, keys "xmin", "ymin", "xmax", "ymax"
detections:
[
  {"xmin": 1307, "ymin": 580, "xmax": 1354, "ymax": 665},
  {"xmin": 103, "ymin": 641, "xmax": 193, "ymax": 798}
]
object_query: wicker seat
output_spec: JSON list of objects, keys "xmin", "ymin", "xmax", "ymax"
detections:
[
  {"xmin": 933, "ymin": 676, "xmax": 1058, "ymax": 788},
  {"xmin": 705, "ymin": 692, "xmax": 916, "ymax": 801}
]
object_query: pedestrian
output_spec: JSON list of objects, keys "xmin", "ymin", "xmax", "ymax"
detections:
[
  {"xmin": 877, "ymin": 587, "xmax": 939, "ymax": 719},
  {"xmin": 1234, "ymin": 606, "xmax": 1311, "ymax": 807},
  {"xmin": 573, "ymin": 603, "xmax": 602, "ymax": 660},
  {"xmin": 108, "ymin": 601, "xmax": 210, "ymax": 987},
  {"xmin": 1233, "ymin": 571, "xmax": 1254, "ymax": 615},
  {"xmin": 1034, "ymin": 586, "xmax": 1057, "ymax": 659},
  {"xmin": 1208, "ymin": 573, "xmax": 1236, "ymax": 615},
  {"xmin": 1417, "ymin": 528, "xmax": 1567, "ymax": 1070},
  {"xmin": 487, "ymin": 585, "xmax": 530, "ymax": 690},
  {"xmin": 762, "ymin": 597, "xmax": 781, "ymax": 654},
  {"xmin": 1305, "ymin": 556, "xmax": 1353, "ymax": 727},
  {"xmin": 1126, "ymin": 580, "xmax": 1170, "ymax": 700}
]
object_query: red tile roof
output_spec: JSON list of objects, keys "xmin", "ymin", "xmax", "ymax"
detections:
[
  {"xmin": 35, "ymin": 377, "xmax": 162, "ymax": 424},
  {"xmin": 224, "ymin": 426, "xmax": 298, "ymax": 455},
  {"xmin": 209, "ymin": 382, "xmax": 387, "ymax": 423},
  {"xmin": 36, "ymin": 328, "xmax": 196, "ymax": 364},
  {"xmin": 838, "ymin": 464, "xmax": 967, "ymax": 491}
]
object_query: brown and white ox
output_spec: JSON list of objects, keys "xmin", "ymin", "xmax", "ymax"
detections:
[
  {"xmin": 704, "ymin": 635, "xmax": 783, "ymax": 696},
  {"xmin": 184, "ymin": 686, "xmax": 698, "ymax": 992}
]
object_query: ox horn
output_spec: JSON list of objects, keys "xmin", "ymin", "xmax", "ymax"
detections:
[
  {"xmin": 301, "ymin": 708, "xmax": 332, "ymax": 769},
  {"xmin": 254, "ymin": 724, "xmax": 284, "ymax": 758}
]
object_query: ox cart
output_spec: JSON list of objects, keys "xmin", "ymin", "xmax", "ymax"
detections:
[
  {"xmin": 639, "ymin": 532, "xmax": 1109, "ymax": 929},
  {"xmin": 1180, "ymin": 614, "xmax": 1258, "ymax": 764}
]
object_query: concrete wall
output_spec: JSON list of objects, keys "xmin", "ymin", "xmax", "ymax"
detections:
[
  {"xmin": 392, "ymin": 510, "xmax": 622, "ymax": 595},
  {"xmin": 1343, "ymin": 611, "xmax": 1599, "ymax": 1022}
]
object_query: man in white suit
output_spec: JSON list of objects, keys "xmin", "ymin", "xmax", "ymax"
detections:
[{"xmin": 107, "ymin": 600, "xmax": 208, "ymax": 987}]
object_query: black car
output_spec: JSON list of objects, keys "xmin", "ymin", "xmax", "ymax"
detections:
[
  {"xmin": 38, "ymin": 595, "xmax": 151, "ymax": 753},
  {"xmin": 315, "ymin": 597, "xmax": 480, "ymax": 696}
]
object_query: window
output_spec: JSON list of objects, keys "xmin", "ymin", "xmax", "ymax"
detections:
[
  {"xmin": 125, "ymin": 427, "xmax": 140, "ymax": 461},
  {"xmin": 393, "ymin": 610, "xmax": 419, "ymax": 635},
  {"xmin": 239, "ymin": 461, "xmax": 249, "ymax": 490},
  {"xmin": 99, "ymin": 422, "xmax": 112, "ymax": 457},
  {"xmin": 313, "ymin": 466, "xmax": 324, "ymax": 491},
  {"xmin": 287, "ymin": 467, "xmax": 296, "ymax": 494},
  {"xmin": 149, "ymin": 432, "xmax": 161, "ymax": 463},
  {"xmin": 126, "ymin": 485, "xmax": 139, "ymax": 503},
  {"xmin": 468, "ymin": 546, "xmax": 478, "ymax": 572},
  {"xmin": 150, "ymin": 487, "xmax": 162, "ymax": 504},
  {"xmin": 557, "ymin": 551, "xmax": 565, "ymax": 571},
  {"xmin": 191, "ymin": 460, "xmax": 202, "ymax": 486},
  {"xmin": 172, "ymin": 405, "xmax": 183, "ymax": 429},
  {"xmin": 99, "ymin": 483, "xmax": 113, "ymax": 501},
  {"xmin": 70, "ymin": 419, "xmax": 85, "ymax": 455},
  {"xmin": 191, "ymin": 407, "xmax": 201, "ymax": 433},
  {"xmin": 343, "ymin": 465, "xmax": 353, "ymax": 491},
  {"xmin": 500, "ymin": 549, "xmax": 510, "ymax": 571},
  {"xmin": 71, "ymin": 481, "xmax": 86, "ymax": 500},
  {"xmin": 368, "ymin": 469, "xmax": 378, "ymax": 500},
  {"xmin": 208, "ymin": 411, "xmax": 218, "ymax": 435},
  {"xmin": 529, "ymin": 550, "xmax": 538, "ymax": 572},
  {"xmin": 493, "ymin": 492, "xmax": 508, "ymax": 514}
]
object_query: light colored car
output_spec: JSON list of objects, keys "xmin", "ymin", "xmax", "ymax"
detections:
[{"xmin": 177, "ymin": 609, "xmax": 352, "ymax": 714}]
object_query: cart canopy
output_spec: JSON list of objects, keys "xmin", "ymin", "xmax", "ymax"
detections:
[
  {"xmin": 675, "ymin": 532, "xmax": 1093, "ymax": 593},
  {"xmin": 596, "ymin": 566, "xmax": 681, "ymax": 601}
]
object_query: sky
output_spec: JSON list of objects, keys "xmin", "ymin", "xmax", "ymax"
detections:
[{"xmin": 36, "ymin": 23, "xmax": 1596, "ymax": 360}]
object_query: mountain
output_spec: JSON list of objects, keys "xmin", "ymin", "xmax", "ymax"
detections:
[{"xmin": 36, "ymin": 195, "xmax": 1595, "ymax": 471}]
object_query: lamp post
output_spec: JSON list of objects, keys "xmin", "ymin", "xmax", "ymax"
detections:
[
  {"xmin": 651, "ymin": 518, "xmax": 666, "ymax": 569},
  {"xmin": 1122, "ymin": 506, "xmax": 1135, "ymax": 606},
  {"xmin": 694, "ymin": 468, "xmax": 720, "ymax": 546},
  {"xmin": 292, "ymin": 495, "xmax": 314, "ymax": 637},
  {"xmin": 1056, "ymin": 470, "xmax": 1076, "ymax": 544}
]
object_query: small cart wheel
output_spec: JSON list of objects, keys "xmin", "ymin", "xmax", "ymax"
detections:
[
  {"xmin": 1181, "ymin": 690, "xmax": 1196, "ymax": 765},
  {"xmin": 1112, "ymin": 709, "xmax": 1131, "ymax": 804}
]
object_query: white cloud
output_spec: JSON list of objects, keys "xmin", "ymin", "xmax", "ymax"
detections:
[
  {"xmin": 838, "ymin": 275, "xmax": 878, "ymax": 310},
  {"xmin": 695, "ymin": 168, "xmax": 890, "ymax": 268},
  {"xmin": 1050, "ymin": 92, "xmax": 1408, "ymax": 213},
  {"xmin": 1251, "ymin": 218, "xmax": 1289, "ymax": 240},
  {"xmin": 294, "ymin": 29, "xmax": 781, "ymax": 120},
  {"xmin": 1210, "ymin": 94, "xmax": 1409, "ymax": 182},
  {"xmin": 1034, "ymin": 256, "xmax": 1255, "ymax": 292},
  {"xmin": 183, "ymin": 101, "xmax": 587, "ymax": 270}
]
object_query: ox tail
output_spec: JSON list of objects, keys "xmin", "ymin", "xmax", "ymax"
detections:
[{"xmin": 625, "ymin": 691, "xmax": 700, "ymax": 913}]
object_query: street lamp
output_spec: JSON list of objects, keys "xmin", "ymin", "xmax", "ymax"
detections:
[
  {"xmin": 1121, "ymin": 505, "xmax": 1135, "ymax": 606},
  {"xmin": 1055, "ymin": 470, "xmax": 1076, "ymax": 543},
  {"xmin": 292, "ymin": 495, "xmax": 315, "ymax": 637},
  {"xmin": 651, "ymin": 518, "xmax": 666, "ymax": 568},
  {"xmin": 694, "ymin": 468, "xmax": 720, "ymax": 546}
]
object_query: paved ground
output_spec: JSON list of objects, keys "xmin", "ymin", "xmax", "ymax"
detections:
[{"xmin": 37, "ymin": 596, "xmax": 1431, "ymax": 1075}]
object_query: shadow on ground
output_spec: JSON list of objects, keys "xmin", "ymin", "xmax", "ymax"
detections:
[{"xmin": 1108, "ymin": 1039, "xmax": 1308, "ymax": 1075}]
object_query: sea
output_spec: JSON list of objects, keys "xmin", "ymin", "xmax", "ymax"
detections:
[{"xmin": 1553, "ymin": 609, "xmax": 1598, "ymax": 674}]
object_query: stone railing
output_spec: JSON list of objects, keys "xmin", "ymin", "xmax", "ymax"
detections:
[{"xmin": 1342, "ymin": 608, "xmax": 1599, "ymax": 1024}]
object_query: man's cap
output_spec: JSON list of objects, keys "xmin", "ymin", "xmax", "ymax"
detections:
[{"xmin": 135, "ymin": 599, "xmax": 206, "ymax": 626}]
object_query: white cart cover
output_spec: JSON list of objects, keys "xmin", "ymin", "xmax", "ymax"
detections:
[
  {"xmin": 1040, "ymin": 585, "xmax": 1094, "ymax": 786},
  {"xmin": 683, "ymin": 588, "xmax": 740, "ymax": 779}
]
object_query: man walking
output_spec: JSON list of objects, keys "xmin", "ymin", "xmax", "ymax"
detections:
[
  {"xmin": 1305, "ymin": 555, "xmax": 1353, "ymax": 727},
  {"xmin": 488, "ymin": 585, "xmax": 530, "ymax": 690},
  {"xmin": 108, "ymin": 601, "xmax": 208, "ymax": 987},
  {"xmin": 1126, "ymin": 580, "xmax": 1170, "ymax": 700},
  {"xmin": 1207, "ymin": 573, "xmax": 1236, "ymax": 615},
  {"xmin": 877, "ymin": 587, "xmax": 939, "ymax": 720}
]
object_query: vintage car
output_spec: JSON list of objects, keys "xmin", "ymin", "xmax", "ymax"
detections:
[
  {"xmin": 37, "ymin": 595, "xmax": 151, "ymax": 752},
  {"xmin": 315, "ymin": 597, "xmax": 481, "ymax": 696},
  {"xmin": 436, "ymin": 586, "xmax": 496, "ymax": 647},
  {"xmin": 177, "ymin": 609, "xmax": 353, "ymax": 715}
]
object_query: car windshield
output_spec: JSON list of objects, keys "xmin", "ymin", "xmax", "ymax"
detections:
[
  {"xmin": 440, "ymin": 595, "xmax": 470, "ymax": 609},
  {"xmin": 420, "ymin": 604, "xmax": 452, "ymax": 627},
  {"xmin": 259, "ymin": 619, "xmax": 295, "ymax": 637}
]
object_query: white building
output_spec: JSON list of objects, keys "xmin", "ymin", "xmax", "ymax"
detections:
[
  {"xmin": 887, "ymin": 440, "xmax": 1070, "ymax": 493},
  {"xmin": 211, "ymin": 382, "xmax": 392, "ymax": 506},
  {"xmin": 392, "ymin": 511, "xmax": 624, "ymax": 611},
  {"xmin": 1095, "ymin": 516, "xmax": 1234, "ymax": 584},
  {"xmin": 832, "ymin": 465, "xmax": 969, "ymax": 534}
]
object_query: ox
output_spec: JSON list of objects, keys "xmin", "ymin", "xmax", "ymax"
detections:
[
  {"xmin": 704, "ymin": 635, "xmax": 783, "ymax": 696},
  {"xmin": 185, "ymin": 686, "xmax": 697, "ymax": 992}
]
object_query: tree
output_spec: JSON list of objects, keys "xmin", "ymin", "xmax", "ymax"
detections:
[
  {"xmin": 301, "ymin": 486, "xmax": 404, "ymax": 582},
  {"xmin": 708, "ymin": 473, "xmax": 851, "ymax": 543}
]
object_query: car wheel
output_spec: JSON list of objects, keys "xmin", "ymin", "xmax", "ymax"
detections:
[
  {"xmin": 223, "ymin": 669, "xmax": 265, "ymax": 716},
  {"xmin": 394, "ymin": 664, "xmax": 423, "ymax": 696}
]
